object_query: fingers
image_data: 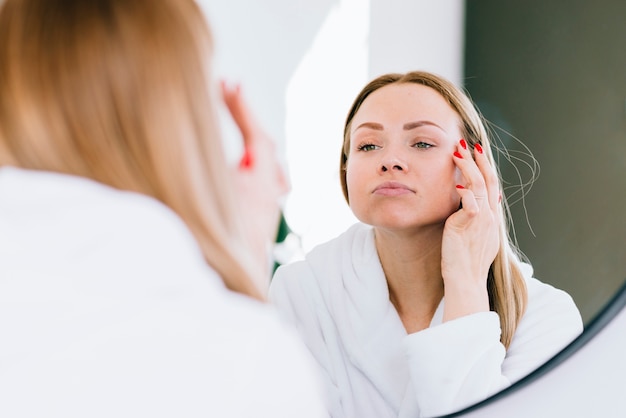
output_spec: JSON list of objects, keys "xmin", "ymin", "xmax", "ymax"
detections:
[
  {"xmin": 220, "ymin": 80, "xmax": 257, "ymax": 147},
  {"xmin": 472, "ymin": 143, "xmax": 500, "ymax": 210},
  {"xmin": 453, "ymin": 139, "xmax": 500, "ymax": 212}
]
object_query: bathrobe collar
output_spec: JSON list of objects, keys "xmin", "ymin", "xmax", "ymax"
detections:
[{"xmin": 305, "ymin": 223, "xmax": 444, "ymax": 411}]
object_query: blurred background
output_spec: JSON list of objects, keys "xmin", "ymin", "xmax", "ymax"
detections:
[{"xmin": 199, "ymin": 0, "xmax": 625, "ymax": 325}]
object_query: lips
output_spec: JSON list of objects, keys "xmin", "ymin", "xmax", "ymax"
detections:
[{"xmin": 372, "ymin": 181, "xmax": 414, "ymax": 196}]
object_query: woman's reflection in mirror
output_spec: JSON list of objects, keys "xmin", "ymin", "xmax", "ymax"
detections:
[{"xmin": 270, "ymin": 71, "xmax": 583, "ymax": 418}]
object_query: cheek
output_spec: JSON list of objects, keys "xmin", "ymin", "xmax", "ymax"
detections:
[
  {"xmin": 345, "ymin": 171, "xmax": 356, "ymax": 204},
  {"xmin": 433, "ymin": 162, "xmax": 462, "ymax": 207},
  {"xmin": 345, "ymin": 157, "xmax": 366, "ymax": 190},
  {"xmin": 428, "ymin": 157, "xmax": 460, "ymax": 185},
  {"xmin": 453, "ymin": 166, "xmax": 464, "ymax": 185},
  {"xmin": 344, "ymin": 163, "xmax": 365, "ymax": 208}
]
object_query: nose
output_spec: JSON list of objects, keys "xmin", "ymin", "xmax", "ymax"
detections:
[{"xmin": 379, "ymin": 154, "xmax": 408, "ymax": 173}]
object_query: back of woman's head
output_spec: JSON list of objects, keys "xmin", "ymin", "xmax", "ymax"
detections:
[{"xmin": 0, "ymin": 0, "xmax": 264, "ymax": 299}]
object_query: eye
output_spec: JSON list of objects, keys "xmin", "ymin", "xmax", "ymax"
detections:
[
  {"xmin": 413, "ymin": 141, "xmax": 433, "ymax": 149},
  {"xmin": 357, "ymin": 143, "xmax": 380, "ymax": 152}
]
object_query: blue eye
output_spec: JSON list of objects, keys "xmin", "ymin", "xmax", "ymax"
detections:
[
  {"xmin": 413, "ymin": 142, "xmax": 433, "ymax": 149},
  {"xmin": 357, "ymin": 143, "xmax": 379, "ymax": 152}
]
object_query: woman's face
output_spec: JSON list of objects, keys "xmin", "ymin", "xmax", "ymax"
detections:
[{"xmin": 345, "ymin": 82, "xmax": 464, "ymax": 232}]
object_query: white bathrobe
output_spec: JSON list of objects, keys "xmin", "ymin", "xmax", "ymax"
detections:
[
  {"xmin": 270, "ymin": 223, "xmax": 583, "ymax": 418},
  {"xmin": 0, "ymin": 167, "xmax": 326, "ymax": 418}
]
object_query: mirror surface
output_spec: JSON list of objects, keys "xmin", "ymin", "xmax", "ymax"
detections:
[
  {"xmin": 202, "ymin": 0, "xmax": 625, "ymax": 414},
  {"xmin": 464, "ymin": 0, "xmax": 625, "ymax": 325}
]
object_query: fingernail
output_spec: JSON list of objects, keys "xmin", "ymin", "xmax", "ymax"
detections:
[
  {"xmin": 498, "ymin": 194, "xmax": 502, "ymax": 203},
  {"xmin": 475, "ymin": 143, "xmax": 483, "ymax": 154},
  {"xmin": 453, "ymin": 151, "xmax": 463, "ymax": 159},
  {"xmin": 239, "ymin": 149, "xmax": 254, "ymax": 169},
  {"xmin": 456, "ymin": 184, "xmax": 465, "ymax": 189},
  {"xmin": 460, "ymin": 139, "xmax": 467, "ymax": 150}
]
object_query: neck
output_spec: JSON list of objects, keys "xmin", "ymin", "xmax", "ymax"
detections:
[{"xmin": 374, "ymin": 226, "xmax": 445, "ymax": 333}]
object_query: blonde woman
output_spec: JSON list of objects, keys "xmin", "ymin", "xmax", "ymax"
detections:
[
  {"xmin": 270, "ymin": 71, "xmax": 583, "ymax": 417},
  {"xmin": 0, "ymin": 0, "xmax": 325, "ymax": 417}
]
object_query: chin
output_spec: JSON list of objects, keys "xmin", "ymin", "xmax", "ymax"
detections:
[
  {"xmin": 358, "ymin": 210, "xmax": 450, "ymax": 232},
  {"xmin": 359, "ymin": 215, "xmax": 421, "ymax": 231}
]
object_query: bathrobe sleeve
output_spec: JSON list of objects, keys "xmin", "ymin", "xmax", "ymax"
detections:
[
  {"xmin": 404, "ymin": 274, "xmax": 583, "ymax": 418},
  {"xmin": 404, "ymin": 312, "xmax": 507, "ymax": 417}
]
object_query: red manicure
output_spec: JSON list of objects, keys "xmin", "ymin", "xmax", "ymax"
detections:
[
  {"xmin": 453, "ymin": 151, "xmax": 463, "ymax": 159},
  {"xmin": 459, "ymin": 139, "xmax": 467, "ymax": 150},
  {"xmin": 239, "ymin": 149, "xmax": 254, "ymax": 169},
  {"xmin": 475, "ymin": 143, "xmax": 483, "ymax": 154},
  {"xmin": 456, "ymin": 184, "xmax": 465, "ymax": 189}
]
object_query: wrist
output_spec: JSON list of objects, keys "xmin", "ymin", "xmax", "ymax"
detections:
[{"xmin": 442, "ymin": 285, "xmax": 490, "ymax": 322}]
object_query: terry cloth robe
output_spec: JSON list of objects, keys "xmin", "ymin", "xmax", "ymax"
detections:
[
  {"xmin": 0, "ymin": 167, "xmax": 326, "ymax": 418},
  {"xmin": 270, "ymin": 222, "xmax": 583, "ymax": 418}
]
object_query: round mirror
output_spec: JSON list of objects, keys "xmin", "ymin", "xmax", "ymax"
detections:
[{"xmin": 204, "ymin": 0, "xmax": 626, "ymax": 415}]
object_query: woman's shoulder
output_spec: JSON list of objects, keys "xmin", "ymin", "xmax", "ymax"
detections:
[
  {"xmin": 306, "ymin": 222, "xmax": 370, "ymax": 258},
  {"xmin": 278, "ymin": 222, "xmax": 372, "ymax": 271},
  {"xmin": 0, "ymin": 166, "xmax": 187, "ymax": 230},
  {"xmin": 1, "ymin": 167, "xmax": 207, "ymax": 266},
  {"xmin": 0, "ymin": 167, "xmax": 230, "ymax": 324},
  {"xmin": 271, "ymin": 223, "xmax": 372, "ymax": 294},
  {"xmin": 520, "ymin": 262, "xmax": 581, "ymax": 316},
  {"xmin": 502, "ymin": 262, "xmax": 583, "ymax": 382},
  {"xmin": 515, "ymin": 262, "xmax": 583, "ymax": 342}
]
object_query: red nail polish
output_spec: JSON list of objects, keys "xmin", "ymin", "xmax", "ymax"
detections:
[
  {"xmin": 453, "ymin": 151, "xmax": 463, "ymax": 159},
  {"xmin": 460, "ymin": 139, "xmax": 467, "ymax": 150},
  {"xmin": 456, "ymin": 184, "xmax": 465, "ymax": 189},
  {"xmin": 239, "ymin": 149, "xmax": 254, "ymax": 169},
  {"xmin": 475, "ymin": 143, "xmax": 483, "ymax": 154}
]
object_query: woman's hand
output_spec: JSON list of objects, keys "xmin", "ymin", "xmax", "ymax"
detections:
[
  {"xmin": 441, "ymin": 139, "xmax": 501, "ymax": 321},
  {"xmin": 221, "ymin": 81, "xmax": 289, "ymax": 289}
]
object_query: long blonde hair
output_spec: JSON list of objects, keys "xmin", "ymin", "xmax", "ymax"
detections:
[
  {"xmin": 340, "ymin": 71, "xmax": 528, "ymax": 348},
  {"xmin": 0, "ymin": 0, "xmax": 264, "ymax": 300}
]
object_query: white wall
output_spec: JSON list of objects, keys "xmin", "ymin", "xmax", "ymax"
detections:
[{"xmin": 199, "ymin": 0, "xmax": 465, "ymax": 257}]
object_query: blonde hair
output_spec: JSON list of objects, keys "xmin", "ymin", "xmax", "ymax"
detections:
[
  {"xmin": 0, "ymin": 0, "xmax": 264, "ymax": 300},
  {"xmin": 340, "ymin": 71, "xmax": 528, "ymax": 348}
]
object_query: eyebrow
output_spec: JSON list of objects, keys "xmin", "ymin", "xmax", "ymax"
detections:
[
  {"xmin": 403, "ymin": 120, "xmax": 445, "ymax": 131},
  {"xmin": 353, "ymin": 120, "xmax": 446, "ymax": 133},
  {"xmin": 353, "ymin": 122, "xmax": 383, "ymax": 131}
]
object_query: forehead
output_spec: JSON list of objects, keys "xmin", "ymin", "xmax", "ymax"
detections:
[{"xmin": 351, "ymin": 83, "xmax": 460, "ymax": 130}]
